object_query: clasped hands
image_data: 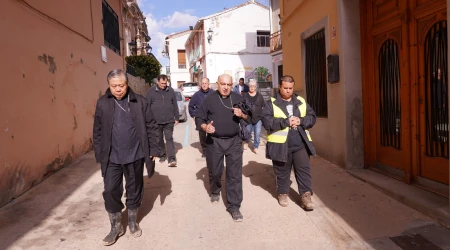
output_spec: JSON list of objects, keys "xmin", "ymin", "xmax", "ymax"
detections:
[{"xmin": 289, "ymin": 116, "xmax": 301, "ymax": 129}]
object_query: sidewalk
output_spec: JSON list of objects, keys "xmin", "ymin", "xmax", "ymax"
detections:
[{"xmin": 1, "ymin": 122, "xmax": 449, "ymax": 249}]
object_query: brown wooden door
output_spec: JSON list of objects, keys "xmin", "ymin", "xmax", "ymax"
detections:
[
  {"xmin": 362, "ymin": 0, "xmax": 448, "ymax": 186},
  {"xmin": 410, "ymin": 1, "xmax": 449, "ymax": 185},
  {"xmin": 363, "ymin": 0, "xmax": 412, "ymax": 181}
]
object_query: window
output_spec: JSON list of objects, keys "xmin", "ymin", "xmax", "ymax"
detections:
[
  {"xmin": 102, "ymin": 0, "xmax": 120, "ymax": 55},
  {"xmin": 178, "ymin": 50, "xmax": 186, "ymax": 69},
  {"xmin": 305, "ymin": 29, "xmax": 327, "ymax": 117},
  {"xmin": 175, "ymin": 92, "xmax": 183, "ymax": 101},
  {"xmin": 257, "ymin": 31, "xmax": 270, "ymax": 47}
]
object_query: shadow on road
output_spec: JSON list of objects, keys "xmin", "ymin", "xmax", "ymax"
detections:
[
  {"xmin": 191, "ymin": 142, "xmax": 202, "ymax": 154},
  {"xmin": 242, "ymin": 161, "xmax": 294, "ymax": 202},
  {"xmin": 136, "ymin": 171, "xmax": 172, "ymax": 223},
  {"xmin": 196, "ymin": 167, "xmax": 211, "ymax": 196}
]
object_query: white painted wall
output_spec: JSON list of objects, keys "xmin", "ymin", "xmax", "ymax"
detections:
[
  {"xmin": 167, "ymin": 32, "xmax": 191, "ymax": 88},
  {"xmin": 202, "ymin": 3, "xmax": 271, "ymax": 84}
]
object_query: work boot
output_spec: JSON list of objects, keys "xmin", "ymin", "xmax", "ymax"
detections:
[
  {"xmin": 300, "ymin": 191, "xmax": 315, "ymax": 211},
  {"xmin": 277, "ymin": 194, "xmax": 289, "ymax": 207},
  {"xmin": 103, "ymin": 212, "xmax": 124, "ymax": 246},
  {"xmin": 128, "ymin": 208, "xmax": 142, "ymax": 237}
]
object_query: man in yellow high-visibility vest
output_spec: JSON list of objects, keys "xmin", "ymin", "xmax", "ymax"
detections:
[{"xmin": 262, "ymin": 75, "xmax": 317, "ymax": 210}]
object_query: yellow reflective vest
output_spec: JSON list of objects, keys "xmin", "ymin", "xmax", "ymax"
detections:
[{"xmin": 267, "ymin": 96, "xmax": 312, "ymax": 143}]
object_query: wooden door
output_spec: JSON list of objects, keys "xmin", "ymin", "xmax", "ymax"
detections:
[
  {"xmin": 363, "ymin": 0, "xmax": 412, "ymax": 181},
  {"xmin": 362, "ymin": 0, "xmax": 449, "ymax": 187},
  {"xmin": 411, "ymin": 1, "xmax": 449, "ymax": 184}
]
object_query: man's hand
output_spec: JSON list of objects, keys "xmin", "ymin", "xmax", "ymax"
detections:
[
  {"xmin": 233, "ymin": 108, "xmax": 244, "ymax": 118},
  {"xmin": 175, "ymin": 120, "xmax": 179, "ymax": 126},
  {"xmin": 202, "ymin": 121, "xmax": 215, "ymax": 134},
  {"xmin": 289, "ymin": 116, "xmax": 301, "ymax": 129},
  {"xmin": 150, "ymin": 156, "xmax": 155, "ymax": 160}
]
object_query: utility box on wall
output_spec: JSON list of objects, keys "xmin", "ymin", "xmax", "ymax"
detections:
[{"xmin": 327, "ymin": 54, "xmax": 339, "ymax": 83}]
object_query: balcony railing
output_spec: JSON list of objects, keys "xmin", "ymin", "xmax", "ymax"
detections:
[
  {"xmin": 166, "ymin": 66, "xmax": 170, "ymax": 74},
  {"xmin": 178, "ymin": 64, "xmax": 187, "ymax": 69},
  {"xmin": 270, "ymin": 30, "xmax": 282, "ymax": 53}
]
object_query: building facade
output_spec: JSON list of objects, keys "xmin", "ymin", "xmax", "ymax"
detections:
[
  {"xmin": 123, "ymin": 0, "xmax": 152, "ymax": 56},
  {"xmin": 163, "ymin": 30, "xmax": 192, "ymax": 89},
  {"xmin": 185, "ymin": 0, "xmax": 272, "ymax": 88},
  {"xmin": 279, "ymin": 0, "xmax": 450, "ymax": 218},
  {"xmin": 0, "ymin": 0, "xmax": 150, "ymax": 207},
  {"xmin": 269, "ymin": 0, "xmax": 282, "ymax": 88}
]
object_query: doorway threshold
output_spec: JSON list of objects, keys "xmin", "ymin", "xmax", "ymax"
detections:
[{"xmin": 347, "ymin": 168, "xmax": 450, "ymax": 228}]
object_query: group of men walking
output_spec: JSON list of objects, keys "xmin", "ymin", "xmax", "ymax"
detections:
[{"xmin": 93, "ymin": 69, "xmax": 317, "ymax": 246}]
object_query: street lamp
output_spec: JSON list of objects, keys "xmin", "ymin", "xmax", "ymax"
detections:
[
  {"xmin": 128, "ymin": 40, "xmax": 137, "ymax": 55},
  {"xmin": 162, "ymin": 50, "xmax": 169, "ymax": 58},
  {"xmin": 207, "ymin": 28, "xmax": 213, "ymax": 44},
  {"xmin": 146, "ymin": 44, "xmax": 152, "ymax": 54}
]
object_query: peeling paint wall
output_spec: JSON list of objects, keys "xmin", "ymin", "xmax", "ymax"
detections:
[{"xmin": 0, "ymin": 0, "xmax": 124, "ymax": 207}]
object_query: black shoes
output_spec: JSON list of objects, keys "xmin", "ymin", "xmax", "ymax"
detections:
[
  {"xmin": 159, "ymin": 156, "xmax": 166, "ymax": 163},
  {"xmin": 168, "ymin": 160, "xmax": 177, "ymax": 167},
  {"xmin": 210, "ymin": 194, "xmax": 220, "ymax": 204},
  {"xmin": 229, "ymin": 210, "xmax": 243, "ymax": 222}
]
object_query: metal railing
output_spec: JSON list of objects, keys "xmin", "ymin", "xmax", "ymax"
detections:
[
  {"xmin": 270, "ymin": 30, "xmax": 282, "ymax": 53},
  {"xmin": 166, "ymin": 66, "xmax": 170, "ymax": 74}
]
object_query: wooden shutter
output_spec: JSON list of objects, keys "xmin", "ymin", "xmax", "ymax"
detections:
[{"xmin": 177, "ymin": 50, "xmax": 186, "ymax": 65}]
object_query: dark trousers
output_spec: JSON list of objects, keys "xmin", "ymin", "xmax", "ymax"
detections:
[
  {"xmin": 272, "ymin": 148, "xmax": 312, "ymax": 195},
  {"xmin": 199, "ymin": 130, "xmax": 207, "ymax": 155},
  {"xmin": 206, "ymin": 136, "xmax": 243, "ymax": 212},
  {"xmin": 158, "ymin": 122, "xmax": 176, "ymax": 161},
  {"xmin": 103, "ymin": 158, "xmax": 144, "ymax": 213}
]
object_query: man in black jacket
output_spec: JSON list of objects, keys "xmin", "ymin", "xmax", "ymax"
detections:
[
  {"xmin": 188, "ymin": 77, "xmax": 214, "ymax": 157},
  {"xmin": 93, "ymin": 69, "xmax": 159, "ymax": 246},
  {"xmin": 146, "ymin": 74, "xmax": 180, "ymax": 167},
  {"xmin": 196, "ymin": 74, "xmax": 250, "ymax": 222},
  {"xmin": 262, "ymin": 75, "xmax": 316, "ymax": 211}
]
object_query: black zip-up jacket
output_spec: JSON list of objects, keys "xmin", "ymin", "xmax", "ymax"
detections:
[
  {"xmin": 146, "ymin": 85, "xmax": 180, "ymax": 124},
  {"xmin": 188, "ymin": 88, "xmax": 214, "ymax": 118},
  {"xmin": 262, "ymin": 92, "xmax": 317, "ymax": 162},
  {"xmin": 93, "ymin": 88, "xmax": 159, "ymax": 177},
  {"xmin": 243, "ymin": 92, "xmax": 265, "ymax": 124}
]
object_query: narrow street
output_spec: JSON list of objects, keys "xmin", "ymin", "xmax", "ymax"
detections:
[{"xmin": 1, "ymin": 115, "xmax": 450, "ymax": 250}]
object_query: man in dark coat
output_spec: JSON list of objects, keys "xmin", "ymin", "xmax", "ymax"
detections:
[
  {"xmin": 188, "ymin": 77, "xmax": 214, "ymax": 157},
  {"xmin": 146, "ymin": 74, "xmax": 180, "ymax": 167},
  {"xmin": 232, "ymin": 77, "xmax": 249, "ymax": 95},
  {"xmin": 262, "ymin": 75, "xmax": 317, "ymax": 211},
  {"xmin": 93, "ymin": 69, "xmax": 159, "ymax": 246}
]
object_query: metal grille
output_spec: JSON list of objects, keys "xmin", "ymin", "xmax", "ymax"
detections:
[
  {"xmin": 102, "ymin": 0, "xmax": 120, "ymax": 55},
  {"xmin": 378, "ymin": 39, "xmax": 401, "ymax": 149},
  {"xmin": 305, "ymin": 29, "xmax": 327, "ymax": 117},
  {"xmin": 424, "ymin": 21, "xmax": 448, "ymax": 158}
]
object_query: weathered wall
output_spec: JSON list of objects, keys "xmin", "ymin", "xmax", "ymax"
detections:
[
  {"xmin": 128, "ymin": 73, "xmax": 151, "ymax": 96},
  {"xmin": 0, "ymin": 0, "xmax": 125, "ymax": 207},
  {"xmin": 281, "ymin": 0, "xmax": 364, "ymax": 169}
]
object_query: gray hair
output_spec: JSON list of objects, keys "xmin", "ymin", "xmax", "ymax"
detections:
[
  {"xmin": 107, "ymin": 69, "xmax": 128, "ymax": 84},
  {"xmin": 248, "ymin": 79, "xmax": 258, "ymax": 87}
]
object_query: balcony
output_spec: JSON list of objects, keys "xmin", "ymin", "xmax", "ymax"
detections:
[
  {"xmin": 178, "ymin": 64, "xmax": 187, "ymax": 69},
  {"xmin": 166, "ymin": 66, "xmax": 170, "ymax": 74},
  {"xmin": 270, "ymin": 30, "xmax": 282, "ymax": 53}
]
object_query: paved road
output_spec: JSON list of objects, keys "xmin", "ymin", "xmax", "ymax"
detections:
[{"xmin": 1, "ymin": 113, "xmax": 450, "ymax": 249}]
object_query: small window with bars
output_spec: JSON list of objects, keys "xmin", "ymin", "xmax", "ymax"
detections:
[
  {"xmin": 257, "ymin": 31, "xmax": 270, "ymax": 47},
  {"xmin": 178, "ymin": 50, "xmax": 186, "ymax": 69},
  {"xmin": 102, "ymin": 0, "xmax": 120, "ymax": 55},
  {"xmin": 304, "ymin": 29, "xmax": 328, "ymax": 117}
]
